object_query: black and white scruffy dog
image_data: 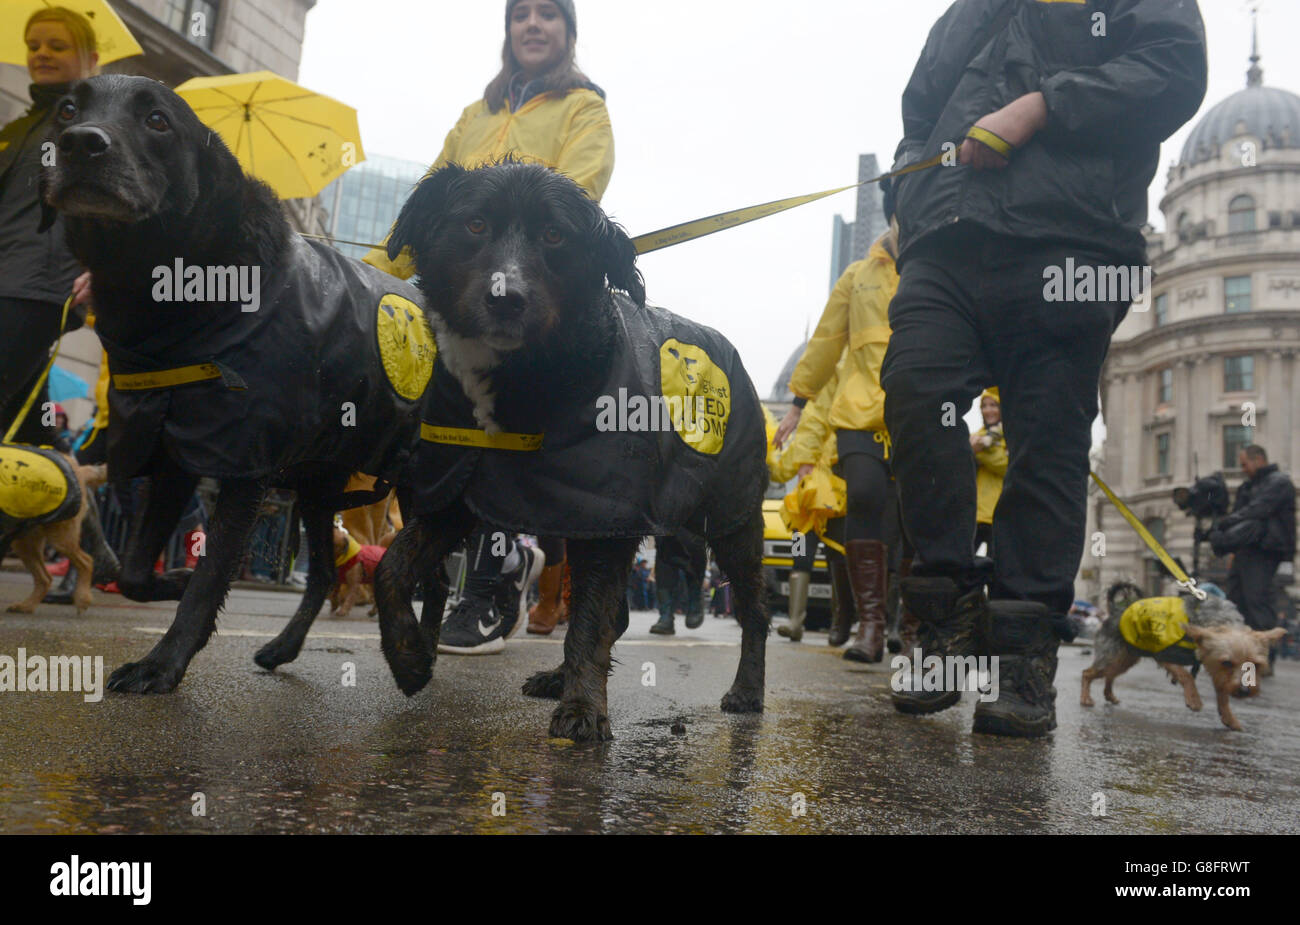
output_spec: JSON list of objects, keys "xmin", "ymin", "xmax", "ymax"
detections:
[
  {"xmin": 373, "ymin": 162, "xmax": 771, "ymax": 742},
  {"xmin": 1082, "ymin": 581, "xmax": 1284, "ymax": 730}
]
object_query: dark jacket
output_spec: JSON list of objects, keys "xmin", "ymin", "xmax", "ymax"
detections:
[
  {"xmin": 1218, "ymin": 464, "xmax": 1296, "ymax": 561},
  {"xmin": 104, "ymin": 237, "xmax": 430, "ymax": 487},
  {"xmin": 892, "ymin": 0, "xmax": 1207, "ymax": 266},
  {"xmin": 409, "ymin": 294, "xmax": 768, "ymax": 541},
  {"xmin": 0, "ymin": 83, "xmax": 82, "ymax": 303}
]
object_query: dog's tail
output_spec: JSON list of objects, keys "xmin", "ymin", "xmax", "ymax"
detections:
[{"xmin": 1106, "ymin": 580, "xmax": 1144, "ymax": 620}]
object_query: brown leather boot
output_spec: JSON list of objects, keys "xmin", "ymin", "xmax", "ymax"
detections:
[
  {"xmin": 527, "ymin": 563, "xmax": 566, "ymax": 635},
  {"xmin": 827, "ymin": 557, "xmax": 854, "ymax": 646},
  {"xmin": 556, "ymin": 562, "xmax": 570, "ymax": 625},
  {"xmin": 843, "ymin": 539, "xmax": 888, "ymax": 663}
]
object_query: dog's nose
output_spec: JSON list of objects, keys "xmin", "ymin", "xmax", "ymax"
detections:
[
  {"xmin": 486, "ymin": 286, "xmax": 527, "ymax": 318},
  {"xmin": 58, "ymin": 125, "xmax": 111, "ymax": 159}
]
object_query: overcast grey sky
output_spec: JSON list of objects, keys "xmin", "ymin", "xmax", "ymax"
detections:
[{"xmin": 300, "ymin": 0, "xmax": 1300, "ymax": 396}]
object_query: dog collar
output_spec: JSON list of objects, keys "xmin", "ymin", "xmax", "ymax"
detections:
[
  {"xmin": 113, "ymin": 362, "xmax": 247, "ymax": 392},
  {"xmin": 420, "ymin": 424, "xmax": 543, "ymax": 452}
]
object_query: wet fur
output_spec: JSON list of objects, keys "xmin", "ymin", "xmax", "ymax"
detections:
[
  {"xmin": 1082, "ymin": 581, "xmax": 1285, "ymax": 730},
  {"xmin": 41, "ymin": 76, "xmax": 405, "ymax": 691},
  {"xmin": 376, "ymin": 163, "xmax": 770, "ymax": 741}
]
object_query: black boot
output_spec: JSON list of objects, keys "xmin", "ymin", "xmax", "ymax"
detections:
[
  {"xmin": 649, "ymin": 581, "xmax": 676, "ymax": 635},
  {"xmin": 826, "ymin": 557, "xmax": 853, "ymax": 647},
  {"xmin": 82, "ymin": 495, "xmax": 121, "ymax": 585},
  {"xmin": 891, "ymin": 576, "xmax": 988, "ymax": 715},
  {"xmin": 972, "ymin": 601, "xmax": 1059, "ymax": 738}
]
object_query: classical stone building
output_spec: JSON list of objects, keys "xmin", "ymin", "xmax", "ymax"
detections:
[
  {"xmin": 1086, "ymin": 43, "xmax": 1300, "ymax": 601},
  {"xmin": 1, "ymin": 0, "xmax": 320, "ymax": 429}
]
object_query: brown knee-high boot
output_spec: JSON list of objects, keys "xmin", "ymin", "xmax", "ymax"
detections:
[
  {"xmin": 843, "ymin": 539, "xmax": 888, "ymax": 663},
  {"xmin": 527, "ymin": 564, "xmax": 566, "ymax": 635}
]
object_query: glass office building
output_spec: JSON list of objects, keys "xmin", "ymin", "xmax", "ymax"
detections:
[{"xmin": 322, "ymin": 154, "xmax": 429, "ymax": 260}]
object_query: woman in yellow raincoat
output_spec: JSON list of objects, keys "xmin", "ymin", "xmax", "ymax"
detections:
[
  {"xmin": 768, "ymin": 355, "xmax": 854, "ymax": 645},
  {"xmin": 774, "ymin": 180, "xmax": 903, "ymax": 663},
  {"xmin": 366, "ymin": 0, "xmax": 614, "ymax": 654},
  {"xmin": 972, "ymin": 388, "xmax": 1006, "ymax": 556}
]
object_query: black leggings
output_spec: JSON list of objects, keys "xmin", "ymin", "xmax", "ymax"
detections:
[
  {"xmin": 0, "ymin": 297, "xmax": 70, "ymax": 447},
  {"xmin": 838, "ymin": 450, "xmax": 897, "ymax": 545}
]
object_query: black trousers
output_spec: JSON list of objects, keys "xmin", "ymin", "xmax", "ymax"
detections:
[
  {"xmin": 881, "ymin": 226, "xmax": 1128, "ymax": 616},
  {"xmin": 1226, "ymin": 548, "xmax": 1282, "ymax": 631},
  {"xmin": 0, "ymin": 296, "xmax": 69, "ymax": 447}
]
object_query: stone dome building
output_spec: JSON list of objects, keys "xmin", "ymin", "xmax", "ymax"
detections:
[{"xmin": 1087, "ymin": 36, "xmax": 1300, "ymax": 601}]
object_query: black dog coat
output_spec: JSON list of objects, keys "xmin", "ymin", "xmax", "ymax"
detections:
[
  {"xmin": 411, "ymin": 295, "xmax": 766, "ymax": 540},
  {"xmin": 101, "ymin": 237, "xmax": 434, "ymax": 486},
  {"xmin": 0, "ymin": 444, "xmax": 81, "ymax": 543}
]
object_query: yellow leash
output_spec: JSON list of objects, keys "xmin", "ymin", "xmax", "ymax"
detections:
[
  {"xmin": 3, "ymin": 296, "xmax": 73, "ymax": 445},
  {"xmin": 1090, "ymin": 471, "xmax": 1207, "ymax": 601},
  {"xmin": 306, "ymin": 126, "xmax": 1013, "ymax": 258}
]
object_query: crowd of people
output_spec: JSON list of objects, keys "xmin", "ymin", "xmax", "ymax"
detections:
[{"xmin": 2, "ymin": 1, "xmax": 1294, "ymax": 740}]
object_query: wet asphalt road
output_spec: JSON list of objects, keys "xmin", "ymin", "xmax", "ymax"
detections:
[{"xmin": 0, "ymin": 571, "xmax": 1295, "ymax": 835}]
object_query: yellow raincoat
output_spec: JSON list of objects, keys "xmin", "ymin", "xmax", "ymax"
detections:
[
  {"xmin": 365, "ymin": 88, "xmax": 615, "ymax": 279},
  {"xmin": 974, "ymin": 388, "xmax": 1006, "ymax": 525},
  {"xmin": 787, "ymin": 231, "xmax": 899, "ymax": 436},
  {"xmin": 768, "ymin": 353, "xmax": 844, "ymax": 485}
]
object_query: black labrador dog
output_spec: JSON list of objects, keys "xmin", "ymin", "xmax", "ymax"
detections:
[
  {"xmin": 41, "ymin": 75, "xmax": 433, "ymax": 692},
  {"xmin": 374, "ymin": 162, "xmax": 770, "ymax": 742}
]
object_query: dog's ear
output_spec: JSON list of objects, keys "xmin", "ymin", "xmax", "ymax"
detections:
[
  {"xmin": 1255, "ymin": 627, "xmax": 1287, "ymax": 644},
  {"xmin": 388, "ymin": 165, "xmax": 465, "ymax": 261},
  {"xmin": 1182, "ymin": 623, "xmax": 1208, "ymax": 642},
  {"xmin": 595, "ymin": 214, "xmax": 645, "ymax": 308}
]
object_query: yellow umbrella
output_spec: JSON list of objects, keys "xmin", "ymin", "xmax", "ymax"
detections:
[
  {"xmin": 1, "ymin": 1, "xmax": 143, "ymax": 66},
  {"xmin": 174, "ymin": 70, "xmax": 365, "ymax": 200}
]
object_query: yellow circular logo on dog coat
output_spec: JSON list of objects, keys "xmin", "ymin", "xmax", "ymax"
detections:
[
  {"xmin": 376, "ymin": 294, "xmax": 436, "ymax": 402},
  {"xmin": 660, "ymin": 338, "xmax": 731, "ymax": 456},
  {"xmin": 0, "ymin": 446, "xmax": 69, "ymax": 519},
  {"xmin": 1120, "ymin": 598, "xmax": 1196, "ymax": 653}
]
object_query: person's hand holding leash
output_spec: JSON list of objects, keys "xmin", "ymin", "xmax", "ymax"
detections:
[
  {"xmin": 960, "ymin": 92, "xmax": 1048, "ymax": 170},
  {"xmin": 71, "ymin": 271, "xmax": 94, "ymax": 312}
]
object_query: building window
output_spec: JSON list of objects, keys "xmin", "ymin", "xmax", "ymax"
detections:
[
  {"xmin": 1225, "ymin": 276, "xmax": 1252, "ymax": 313},
  {"xmin": 1270, "ymin": 211, "xmax": 1283, "ymax": 229},
  {"xmin": 163, "ymin": 0, "xmax": 219, "ymax": 50},
  {"xmin": 1176, "ymin": 212, "xmax": 1192, "ymax": 245},
  {"xmin": 1153, "ymin": 293, "xmax": 1169, "ymax": 326},
  {"xmin": 1224, "ymin": 355, "xmax": 1254, "ymax": 392},
  {"xmin": 1228, "ymin": 195, "xmax": 1256, "ymax": 233},
  {"xmin": 1224, "ymin": 425, "xmax": 1254, "ymax": 470},
  {"xmin": 1157, "ymin": 367, "xmax": 1173, "ymax": 405},
  {"xmin": 1156, "ymin": 433, "xmax": 1171, "ymax": 476}
]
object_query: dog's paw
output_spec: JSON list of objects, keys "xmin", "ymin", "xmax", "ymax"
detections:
[
  {"xmin": 253, "ymin": 639, "xmax": 299, "ymax": 672},
  {"xmin": 720, "ymin": 685, "xmax": 764, "ymax": 714},
  {"xmin": 1080, "ymin": 695, "xmax": 1095, "ymax": 707},
  {"xmin": 549, "ymin": 701, "xmax": 612, "ymax": 742},
  {"xmin": 379, "ymin": 620, "xmax": 434, "ymax": 696},
  {"xmin": 522, "ymin": 668, "xmax": 565, "ymax": 700},
  {"xmin": 6, "ymin": 602, "xmax": 36, "ymax": 614},
  {"xmin": 107, "ymin": 658, "xmax": 182, "ymax": 694},
  {"xmin": 1104, "ymin": 692, "xmax": 1120, "ymax": 705}
]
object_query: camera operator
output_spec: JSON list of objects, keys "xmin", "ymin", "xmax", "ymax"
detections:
[{"xmin": 1214, "ymin": 446, "xmax": 1295, "ymax": 634}]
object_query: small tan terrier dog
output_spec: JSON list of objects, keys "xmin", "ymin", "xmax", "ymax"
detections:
[{"xmin": 1082, "ymin": 582, "xmax": 1285, "ymax": 731}]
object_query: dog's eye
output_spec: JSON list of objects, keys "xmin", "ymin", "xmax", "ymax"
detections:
[
  {"xmin": 57, "ymin": 101, "xmax": 77, "ymax": 121},
  {"xmin": 145, "ymin": 111, "xmax": 171, "ymax": 133},
  {"xmin": 542, "ymin": 226, "xmax": 564, "ymax": 246},
  {"xmin": 466, "ymin": 218, "xmax": 488, "ymax": 235},
  {"xmin": 1220, "ymin": 659, "xmax": 1234, "ymax": 668}
]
